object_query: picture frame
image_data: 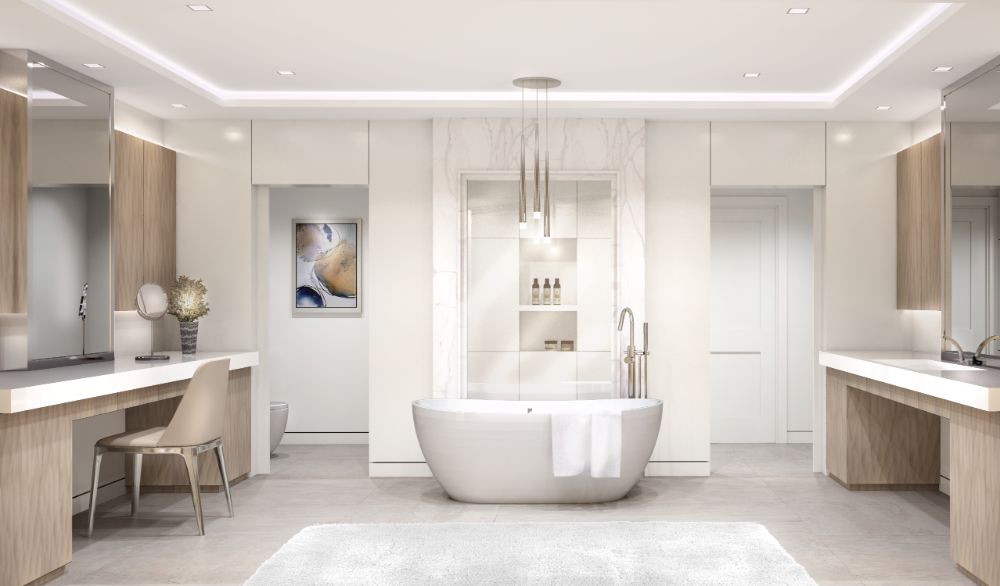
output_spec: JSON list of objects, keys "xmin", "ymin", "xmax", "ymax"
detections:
[{"xmin": 293, "ymin": 218, "xmax": 362, "ymax": 316}]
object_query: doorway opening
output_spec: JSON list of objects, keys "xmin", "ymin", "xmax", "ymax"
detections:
[{"xmin": 710, "ymin": 189, "xmax": 816, "ymax": 444}]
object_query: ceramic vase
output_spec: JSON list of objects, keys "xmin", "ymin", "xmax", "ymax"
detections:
[{"xmin": 179, "ymin": 321, "xmax": 199, "ymax": 355}]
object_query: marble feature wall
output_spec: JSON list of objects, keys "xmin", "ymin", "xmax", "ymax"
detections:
[{"xmin": 432, "ymin": 118, "xmax": 645, "ymax": 398}]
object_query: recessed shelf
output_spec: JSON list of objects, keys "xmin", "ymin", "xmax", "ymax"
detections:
[{"xmin": 519, "ymin": 305, "xmax": 578, "ymax": 312}]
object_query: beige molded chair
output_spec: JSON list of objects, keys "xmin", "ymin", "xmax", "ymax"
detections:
[{"xmin": 88, "ymin": 359, "xmax": 233, "ymax": 537}]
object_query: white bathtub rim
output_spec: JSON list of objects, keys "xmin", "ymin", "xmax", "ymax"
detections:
[{"xmin": 413, "ymin": 398, "xmax": 662, "ymax": 414}]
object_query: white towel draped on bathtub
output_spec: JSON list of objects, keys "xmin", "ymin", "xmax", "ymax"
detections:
[
  {"xmin": 551, "ymin": 413, "xmax": 590, "ymax": 477},
  {"xmin": 550, "ymin": 410, "xmax": 622, "ymax": 478}
]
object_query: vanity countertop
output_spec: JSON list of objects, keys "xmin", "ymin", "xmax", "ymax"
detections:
[
  {"xmin": 819, "ymin": 350, "xmax": 1000, "ymax": 412},
  {"xmin": 0, "ymin": 351, "xmax": 259, "ymax": 414}
]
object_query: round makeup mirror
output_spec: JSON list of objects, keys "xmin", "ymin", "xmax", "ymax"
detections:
[{"xmin": 135, "ymin": 283, "xmax": 170, "ymax": 361}]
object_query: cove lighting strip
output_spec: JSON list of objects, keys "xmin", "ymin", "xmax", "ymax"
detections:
[{"xmin": 29, "ymin": 0, "xmax": 953, "ymax": 106}]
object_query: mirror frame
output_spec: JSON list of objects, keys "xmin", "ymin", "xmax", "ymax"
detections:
[
  {"xmin": 24, "ymin": 51, "xmax": 116, "ymax": 370},
  {"xmin": 942, "ymin": 54, "xmax": 1000, "ymax": 356}
]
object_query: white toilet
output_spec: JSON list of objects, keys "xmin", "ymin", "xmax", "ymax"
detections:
[{"xmin": 270, "ymin": 401, "xmax": 289, "ymax": 455}]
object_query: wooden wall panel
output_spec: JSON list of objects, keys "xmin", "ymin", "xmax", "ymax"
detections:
[
  {"xmin": 125, "ymin": 368, "xmax": 251, "ymax": 490},
  {"xmin": 0, "ymin": 407, "xmax": 72, "ymax": 586},
  {"xmin": 896, "ymin": 134, "xmax": 942, "ymax": 310},
  {"xmin": 825, "ymin": 369, "xmax": 940, "ymax": 489},
  {"xmin": 0, "ymin": 88, "xmax": 27, "ymax": 314},
  {"xmin": 950, "ymin": 406, "xmax": 1000, "ymax": 585},
  {"xmin": 919, "ymin": 134, "xmax": 942, "ymax": 309},
  {"xmin": 142, "ymin": 142, "xmax": 176, "ymax": 290},
  {"xmin": 114, "ymin": 131, "xmax": 145, "ymax": 311}
]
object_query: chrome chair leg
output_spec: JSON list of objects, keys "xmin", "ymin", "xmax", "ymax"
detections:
[
  {"xmin": 214, "ymin": 444, "xmax": 234, "ymax": 518},
  {"xmin": 87, "ymin": 449, "xmax": 103, "ymax": 538},
  {"xmin": 131, "ymin": 453, "xmax": 142, "ymax": 517},
  {"xmin": 181, "ymin": 449, "xmax": 205, "ymax": 536}
]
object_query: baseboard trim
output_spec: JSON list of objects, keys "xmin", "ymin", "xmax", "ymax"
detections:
[
  {"xmin": 786, "ymin": 431, "xmax": 813, "ymax": 443},
  {"xmin": 369, "ymin": 462, "xmax": 432, "ymax": 478},
  {"xmin": 282, "ymin": 432, "xmax": 369, "ymax": 445},
  {"xmin": 645, "ymin": 462, "xmax": 711, "ymax": 477},
  {"xmin": 71, "ymin": 477, "xmax": 126, "ymax": 515}
]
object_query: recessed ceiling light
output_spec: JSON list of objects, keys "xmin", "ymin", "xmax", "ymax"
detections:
[
  {"xmin": 932, "ymin": 66, "xmax": 953, "ymax": 73},
  {"xmin": 787, "ymin": 8, "xmax": 810, "ymax": 15},
  {"xmin": 187, "ymin": 4, "xmax": 212, "ymax": 11},
  {"xmin": 171, "ymin": 103, "xmax": 187, "ymax": 109},
  {"xmin": 83, "ymin": 63, "xmax": 104, "ymax": 69},
  {"xmin": 875, "ymin": 105, "xmax": 892, "ymax": 111},
  {"xmin": 277, "ymin": 70, "xmax": 296, "ymax": 76},
  {"xmin": 26, "ymin": 61, "xmax": 47, "ymax": 69},
  {"xmin": 743, "ymin": 72, "xmax": 761, "ymax": 78}
]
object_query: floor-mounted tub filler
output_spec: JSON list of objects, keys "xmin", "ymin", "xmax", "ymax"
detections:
[{"xmin": 413, "ymin": 398, "xmax": 662, "ymax": 504}]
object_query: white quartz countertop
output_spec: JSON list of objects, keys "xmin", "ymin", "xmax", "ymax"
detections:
[
  {"xmin": 0, "ymin": 351, "xmax": 258, "ymax": 414},
  {"xmin": 819, "ymin": 350, "xmax": 1000, "ymax": 412}
]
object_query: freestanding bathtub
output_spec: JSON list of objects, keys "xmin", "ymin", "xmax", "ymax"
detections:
[{"xmin": 413, "ymin": 398, "xmax": 662, "ymax": 504}]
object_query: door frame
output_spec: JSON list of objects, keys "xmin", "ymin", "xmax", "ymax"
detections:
[{"xmin": 710, "ymin": 195, "xmax": 789, "ymax": 443}]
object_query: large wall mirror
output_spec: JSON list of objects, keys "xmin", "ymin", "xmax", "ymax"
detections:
[
  {"xmin": 0, "ymin": 51, "xmax": 114, "ymax": 370},
  {"xmin": 944, "ymin": 56, "xmax": 1000, "ymax": 363}
]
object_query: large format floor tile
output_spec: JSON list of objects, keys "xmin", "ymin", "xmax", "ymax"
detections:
[{"xmin": 52, "ymin": 444, "xmax": 971, "ymax": 585}]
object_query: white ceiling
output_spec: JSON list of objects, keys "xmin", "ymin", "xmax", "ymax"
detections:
[{"xmin": 2, "ymin": 0, "xmax": 1000, "ymax": 120}]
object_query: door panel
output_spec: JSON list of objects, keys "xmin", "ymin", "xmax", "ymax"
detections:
[
  {"xmin": 950, "ymin": 205, "xmax": 989, "ymax": 351},
  {"xmin": 711, "ymin": 204, "xmax": 777, "ymax": 443}
]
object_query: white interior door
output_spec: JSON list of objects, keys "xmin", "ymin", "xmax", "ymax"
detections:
[
  {"xmin": 710, "ymin": 199, "xmax": 785, "ymax": 443},
  {"xmin": 950, "ymin": 204, "xmax": 991, "ymax": 351}
]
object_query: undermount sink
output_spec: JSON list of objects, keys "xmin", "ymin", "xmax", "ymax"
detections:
[{"xmin": 874, "ymin": 358, "xmax": 982, "ymax": 372}]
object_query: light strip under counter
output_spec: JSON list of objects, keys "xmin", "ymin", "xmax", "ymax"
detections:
[
  {"xmin": 819, "ymin": 350, "xmax": 1000, "ymax": 411},
  {"xmin": 0, "ymin": 351, "xmax": 259, "ymax": 413}
]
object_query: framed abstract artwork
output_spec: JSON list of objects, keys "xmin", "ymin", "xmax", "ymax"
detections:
[{"xmin": 293, "ymin": 219, "xmax": 362, "ymax": 315}]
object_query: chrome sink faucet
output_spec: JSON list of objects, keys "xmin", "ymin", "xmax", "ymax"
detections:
[
  {"xmin": 974, "ymin": 335, "xmax": 1000, "ymax": 366},
  {"xmin": 942, "ymin": 335, "xmax": 969, "ymax": 365}
]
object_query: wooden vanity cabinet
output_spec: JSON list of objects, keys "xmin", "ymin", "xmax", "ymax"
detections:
[
  {"xmin": 114, "ymin": 131, "xmax": 176, "ymax": 310},
  {"xmin": 896, "ymin": 133, "xmax": 942, "ymax": 310},
  {"xmin": 0, "ymin": 87, "xmax": 27, "ymax": 314}
]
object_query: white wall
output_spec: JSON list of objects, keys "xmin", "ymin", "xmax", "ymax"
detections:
[
  {"xmin": 115, "ymin": 101, "xmax": 164, "ymax": 145},
  {"xmin": 786, "ymin": 192, "xmax": 815, "ymax": 440},
  {"xmin": 645, "ymin": 121, "xmax": 712, "ymax": 476},
  {"xmin": 711, "ymin": 122, "xmax": 826, "ymax": 187},
  {"xmin": 167, "ymin": 121, "xmax": 254, "ymax": 351},
  {"xmin": 266, "ymin": 186, "xmax": 369, "ymax": 443},
  {"xmin": 252, "ymin": 121, "xmax": 368, "ymax": 186},
  {"xmin": 368, "ymin": 120, "xmax": 433, "ymax": 476}
]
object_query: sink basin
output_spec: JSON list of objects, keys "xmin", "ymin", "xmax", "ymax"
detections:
[{"xmin": 874, "ymin": 358, "xmax": 982, "ymax": 372}]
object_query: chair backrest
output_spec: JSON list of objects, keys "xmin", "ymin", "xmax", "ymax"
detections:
[{"xmin": 159, "ymin": 359, "xmax": 231, "ymax": 447}]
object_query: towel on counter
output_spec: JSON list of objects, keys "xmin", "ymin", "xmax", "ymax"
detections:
[
  {"xmin": 550, "ymin": 413, "xmax": 590, "ymax": 477},
  {"xmin": 590, "ymin": 411, "xmax": 622, "ymax": 478}
]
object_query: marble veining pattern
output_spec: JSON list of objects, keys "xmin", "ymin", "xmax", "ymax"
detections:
[{"xmin": 433, "ymin": 118, "xmax": 645, "ymax": 398}]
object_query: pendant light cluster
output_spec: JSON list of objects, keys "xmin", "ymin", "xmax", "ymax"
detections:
[{"xmin": 514, "ymin": 77, "xmax": 561, "ymax": 238}]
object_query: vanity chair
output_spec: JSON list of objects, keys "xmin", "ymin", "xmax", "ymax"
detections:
[{"xmin": 88, "ymin": 359, "xmax": 234, "ymax": 537}]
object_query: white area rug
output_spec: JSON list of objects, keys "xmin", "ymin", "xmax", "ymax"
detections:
[{"xmin": 245, "ymin": 522, "xmax": 816, "ymax": 585}]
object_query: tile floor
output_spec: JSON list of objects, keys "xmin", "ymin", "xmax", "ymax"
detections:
[{"xmin": 55, "ymin": 444, "xmax": 969, "ymax": 585}]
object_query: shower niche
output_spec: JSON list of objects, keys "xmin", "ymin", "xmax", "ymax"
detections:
[{"xmin": 463, "ymin": 177, "xmax": 617, "ymax": 400}]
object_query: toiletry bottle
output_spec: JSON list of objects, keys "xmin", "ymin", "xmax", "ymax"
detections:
[
  {"xmin": 543, "ymin": 278, "xmax": 552, "ymax": 305},
  {"xmin": 553, "ymin": 278, "xmax": 561, "ymax": 305},
  {"xmin": 531, "ymin": 278, "xmax": 540, "ymax": 305}
]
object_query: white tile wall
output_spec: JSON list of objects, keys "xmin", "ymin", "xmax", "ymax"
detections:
[
  {"xmin": 577, "ymin": 351, "xmax": 614, "ymax": 399},
  {"xmin": 577, "ymin": 180, "xmax": 613, "ymax": 238},
  {"xmin": 577, "ymin": 238, "xmax": 613, "ymax": 351},
  {"xmin": 468, "ymin": 351, "xmax": 519, "ymax": 400},
  {"xmin": 519, "ymin": 351, "xmax": 577, "ymax": 400},
  {"xmin": 467, "ymin": 239, "xmax": 518, "ymax": 351},
  {"xmin": 468, "ymin": 180, "xmax": 519, "ymax": 238}
]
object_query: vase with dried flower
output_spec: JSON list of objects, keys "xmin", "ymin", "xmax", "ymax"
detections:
[{"xmin": 167, "ymin": 275, "xmax": 210, "ymax": 355}]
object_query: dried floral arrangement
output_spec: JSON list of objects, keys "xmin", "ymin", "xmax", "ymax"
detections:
[{"xmin": 167, "ymin": 275, "xmax": 210, "ymax": 322}]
